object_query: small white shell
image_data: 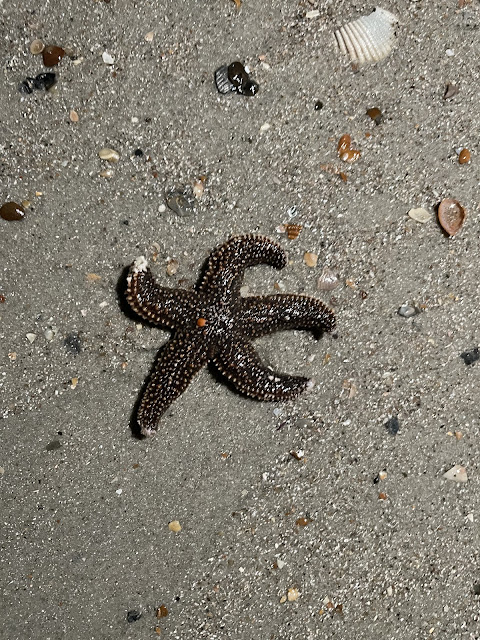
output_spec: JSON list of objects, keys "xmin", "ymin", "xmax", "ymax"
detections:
[{"xmin": 334, "ymin": 7, "xmax": 398, "ymax": 66}]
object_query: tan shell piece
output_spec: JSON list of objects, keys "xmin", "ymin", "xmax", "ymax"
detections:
[
  {"xmin": 437, "ymin": 198, "xmax": 466, "ymax": 236},
  {"xmin": 334, "ymin": 7, "xmax": 398, "ymax": 66}
]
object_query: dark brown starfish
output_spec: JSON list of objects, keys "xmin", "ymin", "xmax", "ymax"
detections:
[{"xmin": 126, "ymin": 235, "xmax": 335, "ymax": 437}]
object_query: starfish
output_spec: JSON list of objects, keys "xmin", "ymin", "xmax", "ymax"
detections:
[{"xmin": 126, "ymin": 235, "xmax": 335, "ymax": 436}]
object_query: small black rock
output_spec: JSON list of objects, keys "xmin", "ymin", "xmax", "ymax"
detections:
[
  {"xmin": 127, "ymin": 610, "xmax": 142, "ymax": 623},
  {"xmin": 64, "ymin": 333, "xmax": 82, "ymax": 355},
  {"xmin": 460, "ymin": 347, "xmax": 480, "ymax": 366},
  {"xmin": 134, "ymin": 149, "xmax": 143, "ymax": 157},
  {"xmin": 385, "ymin": 416, "xmax": 400, "ymax": 436},
  {"xmin": 473, "ymin": 583, "xmax": 480, "ymax": 596},
  {"xmin": 314, "ymin": 100, "xmax": 323, "ymax": 110}
]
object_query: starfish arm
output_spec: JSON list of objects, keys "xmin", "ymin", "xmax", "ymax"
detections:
[
  {"xmin": 211, "ymin": 337, "xmax": 312, "ymax": 401},
  {"xmin": 137, "ymin": 332, "xmax": 208, "ymax": 436},
  {"xmin": 126, "ymin": 256, "xmax": 199, "ymax": 329},
  {"xmin": 238, "ymin": 294, "xmax": 336, "ymax": 338},
  {"xmin": 197, "ymin": 235, "xmax": 287, "ymax": 303}
]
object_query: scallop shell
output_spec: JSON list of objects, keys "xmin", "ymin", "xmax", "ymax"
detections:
[{"xmin": 334, "ymin": 7, "xmax": 398, "ymax": 66}]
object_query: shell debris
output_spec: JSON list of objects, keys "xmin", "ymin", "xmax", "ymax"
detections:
[{"xmin": 334, "ymin": 7, "xmax": 398, "ymax": 66}]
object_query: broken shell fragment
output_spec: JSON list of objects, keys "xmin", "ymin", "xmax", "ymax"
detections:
[
  {"xmin": 98, "ymin": 148, "xmax": 120, "ymax": 162},
  {"xmin": 458, "ymin": 148, "xmax": 471, "ymax": 164},
  {"xmin": 443, "ymin": 464, "xmax": 467, "ymax": 483},
  {"xmin": 285, "ymin": 224, "xmax": 302, "ymax": 240},
  {"xmin": 334, "ymin": 7, "xmax": 398, "ymax": 66},
  {"xmin": 214, "ymin": 61, "xmax": 259, "ymax": 96},
  {"xmin": 337, "ymin": 134, "xmax": 351, "ymax": 155},
  {"xmin": 408, "ymin": 207, "xmax": 432, "ymax": 223},
  {"xmin": 437, "ymin": 198, "xmax": 466, "ymax": 237}
]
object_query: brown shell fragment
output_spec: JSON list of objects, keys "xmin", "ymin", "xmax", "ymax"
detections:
[
  {"xmin": 337, "ymin": 134, "xmax": 351, "ymax": 154},
  {"xmin": 437, "ymin": 198, "xmax": 466, "ymax": 237},
  {"xmin": 43, "ymin": 45, "xmax": 65, "ymax": 67},
  {"xmin": 0, "ymin": 201, "xmax": 25, "ymax": 221},
  {"xmin": 458, "ymin": 148, "xmax": 471, "ymax": 164},
  {"xmin": 285, "ymin": 224, "xmax": 302, "ymax": 240}
]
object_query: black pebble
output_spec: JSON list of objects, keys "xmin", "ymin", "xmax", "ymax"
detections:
[
  {"xmin": 314, "ymin": 100, "xmax": 323, "ymax": 110},
  {"xmin": 473, "ymin": 583, "xmax": 480, "ymax": 596},
  {"xmin": 385, "ymin": 416, "xmax": 400, "ymax": 436},
  {"xmin": 460, "ymin": 347, "xmax": 480, "ymax": 366},
  {"xmin": 46, "ymin": 440, "xmax": 62, "ymax": 451},
  {"xmin": 64, "ymin": 333, "xmax": 82, "ymax": 355},
  {"xmin": 127, "ymin": 610, "xmax": 142, "ymax": 623},
  {"xmin": 134, "ymin": 149, "xmax": 143, "ymax": 157}
]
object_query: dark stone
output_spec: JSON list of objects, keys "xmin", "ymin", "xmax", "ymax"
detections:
[
  {"xmin": 460, "ymin": 348, "xmax": 480, "ymax": 366},
  {"xmin": 134, "ymin": 149, "xmax": 143, "ymax": 157},
  {"xmin": 385, "ymin": 416, "xmax": 400, "ymax": 436},
  {"xmin": 314, "ymin": 100, "xmax": 323, "ymax": 110},
  {"xmin": 64, "ymin": 333, "xmax": 82, "ymax": 355},
  {"xmin": 473, "ymin": 583, "xmax": 480, "ymax": 596},
  {"xmin": 126, "ymin": 610, "xmax": 142, "ymax": 623}
]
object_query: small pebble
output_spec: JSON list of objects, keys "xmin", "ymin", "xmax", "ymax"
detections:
[
  {"xmin": 26, "ymin": 333, "xmax": 37, "ymax": 343},
  {"xmin": 460, "ymin": 347, "xmax": 480, "ymax": 365},
  {"xmin": 64, "ymin": 333, "xmax": 82, "ymax": 355},
  {"xmin": 398, "ymin": 305, "xmax": 418, "ymax": 318},
  {"xmin": 43, "ymin": 45, "xmax": 65, "ymax": 67},
  {"xmin": 145, "ymin": 31, "xmax": 154, "ymax": 42},
  {"xmin": 98, "ymin": 148, "xmax": 120, "ymax": 162},
  {"xmin": 99, "ymin": 169, "xmax": 114, "ymax": 178},
  {"xmin": 0, "ymin": 201, "xmax": 25, "ymax": 221},
  {"xmin": 445, "ymin": 48, "xmax": 454, "ymax": 57},
  {"xmin": 443, "ymin": 464, "xmax": 467, "ymax": 483},
  {"xmin": 168, "ymin": 520, "xmax": 182, "ymax": 532},
  {"xmin": 70, "ymin": 377, "xmax": 79, "ymax": 389},
  {"xmin": 126, "ymin": 610, "xmax": 142, "ymax": 623},
  {"xmin": 314, "ymin": 100, "xmax": 323, "ymax": 110},
  {"xmin": 384, "ymin": 416, "xmax": 400, "ymax": 435},
  {"xmin": 69, "ymin": 110, "xmax": 79, "ymax": 122},
  {"xmin": 306, "ymin": 9, "xmax": 320, "ymax": 18},
  {"xmin": 30, "ymin": 39, "xmax": 44, "ymax": 55},
  {"xmin": 102, "ymin": 51, "xmax": 115, "ymax": 65},
  {"xmin": 166, "ymin": 259, "xmax": 179, "ymax": 276},
  {"xmin": 44, "ymin": 329, "xmax": 54, "ymax": 341}
]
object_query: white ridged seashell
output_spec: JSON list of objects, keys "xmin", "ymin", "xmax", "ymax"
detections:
[{"xmin": 334, "ymin": 7, "xmax": 398, "ymax": 66}]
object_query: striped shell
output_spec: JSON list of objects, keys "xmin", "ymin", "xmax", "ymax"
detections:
[{"xmin": 334, "ymin": 7, "xmax": 398, "ymax": 66}]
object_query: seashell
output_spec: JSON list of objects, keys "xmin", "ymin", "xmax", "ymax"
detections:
[
  {"xmin": 408, "ymin": 207, "xmax": 431, "ymax": 224},
  {"xmin": 317, "ymin": 268, "xmax": 339, "ymax": 291},
  {"xmin": 333, "ymin": 7, "xmax": 398, "ymax": 66},
  {"xmin": 285, "ymin": 224, "xmax": 302, "ymax": 240},
  {"xmin": 437, "ymin": 198, "xmax": 466, "ymax": 237},
  {"xmin": 443, "ymin": 464, "xmax": 467, "ymax": 483}
]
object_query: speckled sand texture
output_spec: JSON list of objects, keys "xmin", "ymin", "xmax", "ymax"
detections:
[{"xmin": 1, "ymin": 1, "xmax": 479, "ymax": 638}]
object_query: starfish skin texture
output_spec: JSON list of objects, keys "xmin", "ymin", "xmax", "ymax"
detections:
[{"xmin": 126, "ymin": 235, "xmax": 336, "ymax": 437}]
